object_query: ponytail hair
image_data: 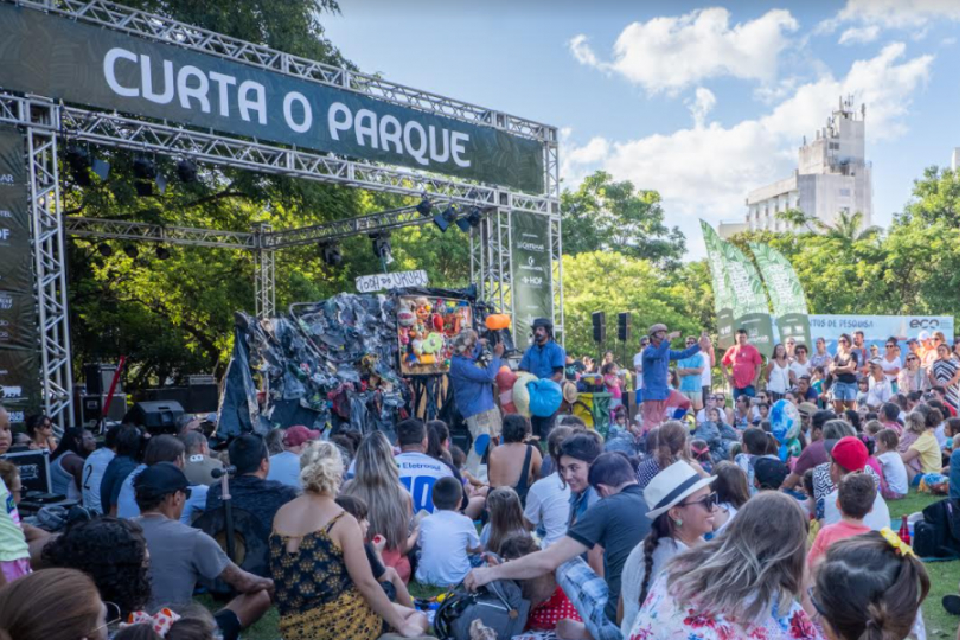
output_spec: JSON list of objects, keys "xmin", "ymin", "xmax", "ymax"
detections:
[
  {"xmin": 639, "ymin": 512, "xmax": 675, "ymax": 606},
  {"xmin": 814, "ymin": 532, "xmax": 929, "ymax": 640},
  {"xmin": 656, "ymin": 422, "xmax": 687, "ymax": 470}
]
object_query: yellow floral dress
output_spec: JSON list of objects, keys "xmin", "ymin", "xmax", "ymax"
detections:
[{"xmin": 269, "ymin": 512, "xmax": 383, "ymax": 640}]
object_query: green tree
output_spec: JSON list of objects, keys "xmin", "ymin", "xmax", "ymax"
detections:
[
  {"xmin": 901, "ymin": 167, "xmax": 960, "ymax": 226},
  {"xmin": 561, "ymin": 171, "xmax": 685, "ymax": 264}
]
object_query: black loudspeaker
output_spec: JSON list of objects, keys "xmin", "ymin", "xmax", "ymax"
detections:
[
  {"xmin": 127, "ymin": 401, "xmax": 185, "ymax": 434},
  {"xmin": 592, "ymin": 311, "xmax": 606, "ymax": 343},
  {"xmin": 618, "ymin": 312, "xmax": 632, "ymax": 342},
  {"xmin": 78, "ymin": 394, "xmax": 128, "ymax": 424},
  {"xmin": 83, "ymin": 363, "xmax": 122, "ymax": 396}
]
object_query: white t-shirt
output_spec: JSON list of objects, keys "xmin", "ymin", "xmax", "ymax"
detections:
[
  {"xmin": 82, "ymin": 447, "xmax": 115, "ymax": 514},
  {"xmin": 523, "ymin": 472, "xmax": 570, "ymax": 548},
  {"xmin": 415, "ymin": 509, "xmax": 480, "ymax": 586},
  {"xmin": 866, "ymin": 378, "xmax": 892, "ymax": 408},
  {"xmin": 633, "ymin": 352, "xmax": 644, "ymax": 388},
  {"xmin": 824, "ymin": 487, "xmax": 890, "ymax": 531},
  {"xmin": 881, "ymin": 356, "xmax": 901, "ymax": 383},
  {"xmin": 396, "ymin": 451, "xmax": 453, "ymax": 514},
  {"xmin": 877, "ymin": 451, "xmax": 909, "ymax": 495},
  {"xmin": 701, "ymin": 352, "xmax": 712, "ymax": 387},
  {"xmin": 790, "ymin": 360, "xmax": 812, "ymax": 381},
  {"xmin": 620, "ymin": 538, "xmax": 686, "ymax": 637}
]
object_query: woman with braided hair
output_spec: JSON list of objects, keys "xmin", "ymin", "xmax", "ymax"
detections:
[
  {"xmin": 810, "ymin": 530, "xmax": 928, "ymax": 640},
  {"xmin": 619, "ymin": 460, "xmax": 716, "ymax": 636}
]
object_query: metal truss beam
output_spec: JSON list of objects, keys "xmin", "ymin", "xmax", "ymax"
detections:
[
  {"xmin": 65, "ymin": 217, "xmax": 258, "ymax": 249},
  {"xmin": 252, "ymin": 223, "xmax": 275, "ymax": 320},
  {"xmin": 16, "ymin": 0, "xmax": 556, "ymax": 142},
  {"xmin": 27, "ymin": 112, "xmax": 73, "ymax": 427}
]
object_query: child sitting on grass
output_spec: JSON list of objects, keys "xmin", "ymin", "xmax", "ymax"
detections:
[
  {"xmin": 479, "ymin": 487, "xmax": 530, "ymax": 557},
  {"xmin": 875, "ymin": 429, "xmax": 908, "ymax": 500},
  {"xmin": 807, "ymin": 473, "xmax": 875, "ymax": 569},
  {"xmin": 335, "ymin": 494, "xmax": 412, "ymax": 607},
  {"xmin": 415, "ymin": 477, "xmax": 481, "ymax": 587}
]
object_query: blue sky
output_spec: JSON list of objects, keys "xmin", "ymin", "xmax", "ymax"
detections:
[{"xmin": 323, "ymin": 0, "xmax": 960, "ymax": 258}]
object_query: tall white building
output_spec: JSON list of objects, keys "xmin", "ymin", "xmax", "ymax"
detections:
[{"xmin": 729, "ymin": 98, "xmax": 872, "ymax": 237}]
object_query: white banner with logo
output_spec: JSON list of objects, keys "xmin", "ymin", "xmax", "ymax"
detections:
[
  {"xmin": 805, "ymin": 314, "xmax": 954, "ymax": 352},
  {"xmin": 356, "ymin": 269, "xmax": 428, "ymax": 293}
]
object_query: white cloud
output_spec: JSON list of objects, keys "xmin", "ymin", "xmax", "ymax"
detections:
[
  {"xmin": 820, "ymin": 0, "xmax": 960, "ymax": 40},
  {"xmin": 687, "ymin": 88, "xmax": 717, "ymax": 128},
  {"xmin": 839, "ymin": 25, "xmax": 881, "ymax": 45},
  {"xmin": 568, "ymin": 8, "xmax": 799, "ymax": 94},
  {"xmin": 561, "ymin": 45, "xmax": 933, "ymax": 258}
]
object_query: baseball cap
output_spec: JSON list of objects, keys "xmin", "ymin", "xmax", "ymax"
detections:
[
  {"xmin": 798, "ymin": 402, "xmax": 818, "ymax": 418},
  {"xmin": 830, "ymin": 435, "xmax": 868, "ymax": 472},
  {"xmin": 283, "ymin": 425, "xmax": 320, "ymax": 448},
  {"xmin": 134, "ymin": 462, "xmax": 190, "ymax": 500},
  {"xmin": 754, "ymin": 458, "xmax": 789, "ymax": 490}
]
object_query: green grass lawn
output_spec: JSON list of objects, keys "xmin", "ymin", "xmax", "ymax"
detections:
[
  {"xmin": 195, "ymin": 490, "xmax": 960, "ymax": 640},
  {"xmin": 887, "ymin": 491, "xmax": 959, "ymax": 640}
]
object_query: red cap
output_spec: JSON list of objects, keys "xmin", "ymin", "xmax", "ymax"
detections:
[
  {"xmin": 283, "ymin": 425, "xmax": 320, "ymax": 447},
  {"xmin": 831, "ymin": 435, "xmax": 868, "ymax": 472}
]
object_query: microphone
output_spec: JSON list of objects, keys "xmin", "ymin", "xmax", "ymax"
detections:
[{"xmin": 211, "ymin": 465, "xmax": 237, "ymax": 479}]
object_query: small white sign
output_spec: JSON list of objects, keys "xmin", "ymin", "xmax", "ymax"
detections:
[{"xmin": 356, "ymin": 269, "xmax": 428, "ymax": 293}]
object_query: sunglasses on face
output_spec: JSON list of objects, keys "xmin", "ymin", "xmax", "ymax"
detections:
[{"xmin": 680, "ymin": 491, "xmax": 718, "ymax": 511}]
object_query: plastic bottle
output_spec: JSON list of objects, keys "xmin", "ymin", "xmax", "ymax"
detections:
[{"xmin": 899, "ymin": 514, "xmax": 911, "ymax": 545}]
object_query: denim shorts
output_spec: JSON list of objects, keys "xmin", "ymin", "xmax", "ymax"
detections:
[{"xmin": 833, "ymin": 381, "xmax": 857, "ymax": 401}]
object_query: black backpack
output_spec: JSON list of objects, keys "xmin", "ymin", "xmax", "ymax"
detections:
[
  {"xmin": 434, "ymin": 581, "xmax": 530, "ymax": 640},
  {"xmin": 913, "ymin": 498, "xmax": 960, "ymax": 558}
]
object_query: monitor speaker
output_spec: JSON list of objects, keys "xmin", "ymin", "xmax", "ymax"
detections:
[
  {"xmin": 618, "ymin": 312, "xmax": 632, "ymax": 342},
  {"xmin": 592, "ymin": 312, "xmax": 606, "ymax": 343}
]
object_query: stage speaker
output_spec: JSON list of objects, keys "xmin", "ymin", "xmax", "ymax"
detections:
[
  {"xmin": 78, "ymin": 394, "xmax": 128, "ymax": 425},
  {"xmin": 592, "ymin": 312, "xmax": 606, "ymax": 343},
  {"xmin": 127, "ymin": 401, "xmax": 185, "ymax": 434},
  {"xmin": 618, "ymin": 313, "xmax": 632, "ymax": 342},
  {"xmin": 82, "ymin": 363, "xmax": 122, "ymax": 396}
]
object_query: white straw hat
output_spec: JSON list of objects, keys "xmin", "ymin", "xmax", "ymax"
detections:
[{"xmin": 644, "ymin": 460, "xmax": 714, "ymax": 519}]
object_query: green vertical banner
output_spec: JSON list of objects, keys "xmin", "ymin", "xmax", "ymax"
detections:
[
  {"xmin": 700, "ymin": 220, "xmax": 736, "ymax": 349},
  {"xmin": 749, "ymin": 243, "xmax": 812, "ymax": 351},
  {"xmin": 716, "ymin": 237, "xmax": 775, "ymax": 358},
  {"xmin": 511, "ymin": 211, "xmax": 553, "ymax": 340}
]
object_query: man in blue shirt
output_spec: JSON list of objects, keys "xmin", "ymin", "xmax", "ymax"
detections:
[
  {"xmin": 449, "ymin": 329, "xmax": 505, "ymax": 475},
  {"xmin": 519, "ymin": 318, "xmax": 566, "ymax": 440},
  {"xmin": 641, "ymin": 323, "xmax": 710, "ymax": 432}
]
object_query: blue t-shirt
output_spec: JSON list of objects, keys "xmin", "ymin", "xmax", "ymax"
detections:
[
  {"xmin": 677, "ymin": 353, "xmax": 704, "ymax": 392},
  {"xmin": 267, "ymin": 451, "xmax": 302, "ymax": 489},
  {"xmin": 520, "ymin": 341, "xmax": 566, "ymax": 380}
]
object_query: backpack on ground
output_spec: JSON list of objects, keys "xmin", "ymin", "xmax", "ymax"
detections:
[
  {"xmin": 434, "ymin": 580, "xmax": 530, "ymax": 640},
  {"xmin": 913, "ymin": 498, "xmax": 960, "ymax": 557}
]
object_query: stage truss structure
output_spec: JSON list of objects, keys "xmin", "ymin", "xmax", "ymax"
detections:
[{"xmin": 0, "ymin": 0, "xmax": 562, "ymax": 428}]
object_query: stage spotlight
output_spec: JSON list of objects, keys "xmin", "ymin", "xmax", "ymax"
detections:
[
  {"xmin": 416, "ymin": 195, "xmax": 431, "ymax": 217},
  {"xmin": 433, "ymin": 205, "xmax": 458, "ymax": 232},
  {"xmin": 91, "ymin": 157, "xmax": 110, "ymax": 181},
  {"xmin": 372, "ymin": 235, "xmax": 393, "ymax": 265},
  {"xmin": 64, "ymin": 145, "xmax": 91, "ymax": 186},
  {"xmin": 177, "ymin": 159, "xmax": 198, "ymax": 183},
  {"xmin": 455, "ymin": 216, "xmax": 471, "ymax": 233},
  {"xmin": 433, "ymin": 212, "xmax": 449, "ymax": 232},
  {"xmin": 97, "ymin": 242, "xmax": 113, "ymax": 258},
  {"xmin": 455, "ymin": 206, "xmax": 482, "ymax": 232},
  {"xmin": 155, "ymin": 245, "xmax": 170, "ymax": 260},
  {"xmin": 133, "ymin": 157, "xmax": 156, "ymax": 180},
  {"xmin": 320, "ymin": 243, "xmax": 342, "ymax": 267},
  {"xmin": 134, "ymin": 181, "xmax": 154, "ymax": 197},
  {"xmin": 123, "ymin": 244, "xmax": 139, "ymax": 259}
]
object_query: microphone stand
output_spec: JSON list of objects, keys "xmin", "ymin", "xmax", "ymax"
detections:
[{"xmin": 212, "ymin": 465, "xmax": 238, "ymax": 562}]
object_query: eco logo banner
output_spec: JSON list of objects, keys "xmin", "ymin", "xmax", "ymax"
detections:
[{"xmin": 511, "ymin": 211, "xmax": 552, "ymax": 340}]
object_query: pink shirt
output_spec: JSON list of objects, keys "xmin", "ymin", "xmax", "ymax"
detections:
[
  {"xmin": 807, "ymin": 521, "xmax": 869, "ymax": 569},
  {"xmin": 604, "ymin": 375, "xmax": 622, "ymax": 399}
]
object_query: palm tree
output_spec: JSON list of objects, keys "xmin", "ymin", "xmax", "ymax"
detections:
[{"xmin": 775, "ymin": 209, "xmax": 880, "ymax": 242}]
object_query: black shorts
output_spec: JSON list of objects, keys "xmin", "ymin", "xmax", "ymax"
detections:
[{"xmin": 215, "ymin": 609, "xmax": 242, "ymax": 640}]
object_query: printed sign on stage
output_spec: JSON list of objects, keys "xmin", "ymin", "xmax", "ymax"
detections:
[
  {"xmin": 0, "ymin": 4, "xmax": 545, "ymax": 193},
  {"xmin": 356, "ymin": 270, "xmax": 428, "ymax": 293},
  {"xmin": 511, "ymin": 210, "xmax": 552, "ymax": 340},
  {"xmin": 0, "ymin": 127, "xmax": 39, "ymax": 423}
]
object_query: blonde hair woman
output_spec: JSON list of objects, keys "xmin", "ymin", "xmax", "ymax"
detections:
[
  {"xmin": 629, "ymin": 492, "xmax": 816, "ymax": 640},
  {"xmin": 340, "ymin": 432, "xmax": 416, "ymax": 581},
  {"xmin": 269, "ymin": 440, "xmax": 426, "ymax": 640}
]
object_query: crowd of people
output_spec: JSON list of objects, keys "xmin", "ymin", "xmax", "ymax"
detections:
[{"xmin": 0, "ymin": 318, "xmax": 946, "ymax": 640}]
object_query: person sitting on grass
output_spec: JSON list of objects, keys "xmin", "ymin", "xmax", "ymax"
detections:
[
  {"xmin": 415, "ymin": 476, "xmax": 481, "ymax": 587},
  {"xmin": 479, "ymin": 486, "xmax": 530, "ymax": 557},
  {"xmin": 875, "ymin": 428, "xmax": 908, "ymax": 500},
  {"xmin": 335, "ymin": 494, "xmax": 413, "ymax": 608},
  {"xmin": 807, "ymin": 473, "xmax": 875, "ymax": 570},
  {"xmin": 901, "ymin": 408, "xmax": 944, "ymax": 485}
]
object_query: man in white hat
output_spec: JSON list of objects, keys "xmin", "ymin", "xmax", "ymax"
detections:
[
  {"xmin": 465, "ymin": 452, "xmax": 649, "ymax": 638},
  {"xmin": 449, "ymin": 328, "xmax": 505, "ymax": 475}
]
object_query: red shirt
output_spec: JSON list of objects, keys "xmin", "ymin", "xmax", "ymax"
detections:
[
  {"xmin": 721, "ymin": 344, "xmax": 763, "ymax": 390},
  {"xmin": 807, "ymin": 521, "xmax": 869, "ymax": 569},
  {"xmin": 527, "ymin": 587, "xmax": 581, "ymax": 630}
]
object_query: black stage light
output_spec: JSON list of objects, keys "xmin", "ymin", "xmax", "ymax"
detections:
[
  {"xmin": 155, "ymin": 245, "xmax": 170, "ymax": 260},
  {"xmin": 416, "ymin": 195, "xmax": 431, "ymax": 217},
  {"xmin": 467, "ymin": 206, "xmax": 482, "ymax": 227},
  {"xmin": 433, "ymin": 212, "xmax": 449, "ymax": 232},
  {"xmin": 133, "ymin": 157, "xmax": 156, "ymax": 180},
  {"xmin": 123, "ymin": 244, "xmax": 139, "ymax": 259},
  {"xmin": 177, "ymin": 159, "xmax": 198, "ymax": 183},
  {"xmin": 65, "ymin": 146, "xmax": 91, "ymax": 186},
  {"xmin": 97, "ymin": 242, "xmax": 113, "ymax": 257},
  {"xmin": 371, "ymin": 235, "xmax": 393, "ymax": 264},
  {"xmin": 134, "ymin": 181, "xmax": 154, "ymax": 197},
  {"xmin": 320, "ymin": 243, "xmax": 342, "ymax": 267}
]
